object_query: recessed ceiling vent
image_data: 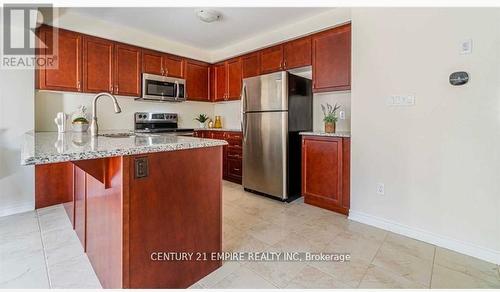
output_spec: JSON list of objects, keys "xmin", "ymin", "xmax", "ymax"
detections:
[{"xmin": 196, "ymin": 9, "xmax": 222, "ymax": 23}]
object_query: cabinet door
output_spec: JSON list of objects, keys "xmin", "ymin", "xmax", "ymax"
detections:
[
  {"xmin": 185, "ymin": 60, "xmax": 210, "ymax": 101},
  {"xmin": 260, "ymin": 45, "xmax": 283, "ymax": 74},
  {"xmin": 83, "ymin": 36, "xmax": 114, "ymax": 93},
  {"xmin": 226, "ymin": 158, "xmax": 242, "ymax": 184},
  {"xmin": 242, "ymin": 52, "xmax": 260, "ymax": 78},
  {"xmin": 37, "ymin": 27, "xmax": 82, "ymax": 92},
  {"xmin": 163, "ymin": 54, "xmax": 184, "ymax": 78},
  {"xmin": 142, "ymin": 49, "xmax": 163, "ymax": 75},
  {"xmin": 312, "ymin": 24, "xmax": 351, "ymax": 92},
  {"xmin": 214, "ymin": 63, "xmax": 226, "ymax": 101},
  {"xmin": 74, "ymin": 166, "xmax": 86, "ymax": 248},
  {"xmin": 302, "ymin": 136, "xmax": 347, "ymax": 214},
  {"xmin": 226, "ymin": 58, "xmax": 242, "ymax": 100},
  {"xmin": 114, "ymin": 43, "xmax": 141, "ymax": 97},
  {"xmin": 284, "ymin": 37, "xmax": 311, "ymax": 69}
]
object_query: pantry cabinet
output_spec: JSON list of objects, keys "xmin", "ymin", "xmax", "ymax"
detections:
[
  {"xmin": 312, "ymin": 23, "xmax": 351, "ymax": 92},
  {"xmin": 301, "ymin": 135, "xmax": 350, "ymax": 215}
]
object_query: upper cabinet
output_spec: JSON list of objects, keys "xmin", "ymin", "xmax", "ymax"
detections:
[
  {"xmin": 82, "ymin": 36, "xmax": 114, "ymax": 94},
  {"xmin": 114, "ymin": 44, "xmax": 142, "ymax": 97},
  {"xmin": 213, "ymin": 58, "xmax": 242, "ymax": 101},
  {"xmin": 36, "ymin": 26, "xmax": 82, "ymax": 92},
  {"xmin": 185, "ymin": 60, "xmax": 210, "ymax": 102},
  {"xmin": 312, "ymin": 23, "xmax": 351, "ymax": 92},
  {"xmin": 260, "ymin": 45, "xmax": 284, "ymax": 74},
  {"xmin": 142, "ymin": 49, "xmax": 184, "ymax": 78},
  {"xmin": 241, "ymin": 52, "xmax": 260, "ymax": 78},
  {"xmin": 283, "ymin": 37, "xmax": 312, "ymax": 69}
]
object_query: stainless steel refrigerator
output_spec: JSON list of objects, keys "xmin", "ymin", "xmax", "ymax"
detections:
[{"xmin": 241, "ymin": 71, "xmax": 312, "ymax": 201}]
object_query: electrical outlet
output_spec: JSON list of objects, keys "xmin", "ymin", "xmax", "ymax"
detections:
[
  {"xmin": 376, "ymin": 183, "xmax": 385, "ymax": 195},
  {"xmin": 339, "ymin": 110, "xmax": 345, "ymax": 120}
]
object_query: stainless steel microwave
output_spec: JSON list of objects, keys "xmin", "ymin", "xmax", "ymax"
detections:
[{"xmin": 139, "ymin": 73, "xmax": 186, "ymax": 102}]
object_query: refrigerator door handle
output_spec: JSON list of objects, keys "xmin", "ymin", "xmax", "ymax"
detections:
[{"xmin": 241, "ymin": 83, "xmax": 248, "ymax": 140}]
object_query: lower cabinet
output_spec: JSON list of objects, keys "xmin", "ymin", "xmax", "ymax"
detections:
[
  {"xmin": 194, "ymin": 130, "xmax": 243, "ymax": 184},
  {"xmin": 301, "ymin": 135, "xmax": 350, "ymax": 215}
]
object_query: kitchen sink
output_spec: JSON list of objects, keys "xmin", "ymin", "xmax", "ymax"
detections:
[{"xmin": 99, "ymin": 132, "xmax": 136, "ymax": 138}]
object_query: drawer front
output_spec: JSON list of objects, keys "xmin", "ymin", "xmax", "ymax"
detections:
[
  {"xmin": 225, "ymin": 132, "xmax": 242, "ymax": 140},
  {"xmin": 211, "ymin": 131, "xmax": 225, "ymax": 140},
  {"xmin": 227, "ymin": 158, "xmax": 242, "ymax": 177},
  {"xmin": 227, "ymin": 145, "xmax": 242, "ymax": 159}
]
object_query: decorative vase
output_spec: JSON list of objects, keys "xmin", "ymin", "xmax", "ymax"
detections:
[
  {"xmin": 214, "ymin": 116, "xmax": 222, "ymax": 129},
  {"xmin": 199, "ymin": 122, "xmax": 206, "ymax": 129},
  {"xmin": 325, "ymin": 122, "xmax": 336, "ymax": 133}
]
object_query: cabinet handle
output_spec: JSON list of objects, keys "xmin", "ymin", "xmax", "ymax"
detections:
[
  {"xmin": 109, "ymin": 84, "xmax": 113, "ymax": 93},
  {"xmin": 165, "ymin": 68, "xmax": 168, "ymax": 76},
  {"xmin": 115, "ymin": 85, "xmax": 119, "ymax": 93},
  {"xmin": 161, "ymin": 67, "xmax": 164, "ymax": 75},
  {"xmin": 77, "ymin": 81, "xmax": 81, "ymax": 90}
]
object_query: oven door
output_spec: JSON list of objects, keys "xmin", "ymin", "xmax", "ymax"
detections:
[{"xmin": 142, "ymin": 73, "xmax": 186, "ymax": 101}]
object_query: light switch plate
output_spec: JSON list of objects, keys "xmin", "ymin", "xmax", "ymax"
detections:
[{"xmin": 460, "ymin": 39, "xmax": 472, "ymax": 55}]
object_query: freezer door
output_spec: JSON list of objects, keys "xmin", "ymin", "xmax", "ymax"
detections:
[
  {"xmin": 243, "ymin": 71, "xmax": 288, "ymax": 112},
  {"xmin": 242, "ymin": 111, "xmax": 288, "ymax": 199}
]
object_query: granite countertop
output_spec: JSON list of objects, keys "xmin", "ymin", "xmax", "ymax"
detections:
[
  {"xmin": 299, "ymin": 131, "xmax": 351, "ymax": 138},
  {"xmin": 21, "ymin": 130, "xmax": 228, "ymax": 165},
  {"xmin": 194, "ymin": 128, "xmax": 242, "ymax": 132}
]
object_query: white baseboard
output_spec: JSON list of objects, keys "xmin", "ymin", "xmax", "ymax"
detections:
[
  {"xmin": 348, "ymin": 210, "xmax": 500, "ymax": 265},
  {"xmin": 0, "ymin": 201, "xmax": 34, "ymax": 217}
]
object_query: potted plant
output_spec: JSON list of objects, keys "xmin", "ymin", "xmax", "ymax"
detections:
[
  {"xmin": 195, "ymin": 114, "xmax": 209, "ymax": 128},
  {"xmin": 321, "ymin": 103, "xmax": 341, "ymax": 133},
  {"xmin": 71, "ymin": 105, "xmax": 90, "ymax": 133}
]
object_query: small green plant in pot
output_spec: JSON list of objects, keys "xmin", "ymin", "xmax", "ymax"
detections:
[
  {"xmin": 195, "ymin": 114, "xmax": 209, "ymax": 128},
  {"xmin": 71, "ymin": 105, "xmax": 90, "ymax": 132},
  {"xmin": 321, "ymin": 103, "xmax": 341, "ymax": 133}
]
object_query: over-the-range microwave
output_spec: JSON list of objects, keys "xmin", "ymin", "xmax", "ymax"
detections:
[{"xmin": 138, "ymin": 73, "xmax": 186, "ymax": 102}]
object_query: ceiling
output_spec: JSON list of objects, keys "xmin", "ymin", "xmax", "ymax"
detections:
[{"xmin": 61, "ymin": 7, "xmax": 331, "ymax": 50}]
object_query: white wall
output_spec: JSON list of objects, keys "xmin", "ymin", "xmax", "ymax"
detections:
[
  {"xmin": 350, "ymin": 8, "xmax": 500, "ymax": 264},
  {"xmin": 213, "ymin": 101, "xmax": 242, "ymax": 130},
  {"xmin": 35, "ymin": 91, "xmax": 214, "ymax": 131},
  {"xmin": 313, "ymin": 92, "xmax": 351, "ymax": 132}
]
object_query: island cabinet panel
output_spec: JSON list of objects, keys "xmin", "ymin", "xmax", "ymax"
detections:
[
  {"xmin": 127, "ymin": 148, "xmax": 222, "ymax": 288},
  {"xmin": 301, "ymin": 136, "xmax": 350, "ymax": 215},
  {"xmin": 242, "ymin": 52, "xmax": 260, "ymax": 78},
  {"xmin": 260, "ymin": 44, "xmax": 284, "ymax": 74},
  {"xmin": 36, "ymin": 27, "xmax": 82, "ymax": 92},
  {"xmin": 35, "ymin": 162, "xmax": 74, "ymax": 214},
  {"xmin": 74, "ymin": 166, "xmax": 86, "ymax": 249},
  {"xmin": 284, "ymin": 37, "xmax": 312, "ymax": 69},
  {"xmin": 185, "ymin": 60, "xmax": 210, "ymax": 102},
  {"xmin": 114, "ymin": 44, "xmax": 141, "ymax": 97},
  {"xmin": 83, "ymin": 36, "xmax": 114, "ymax": 94},
  {"xmin": 312, "ymin": 23, "xmax": 351, "ymax": 92},
  {"xmin": 83, "ymin": 157, "xmax": 124, "ymax": 289},
  {"xmin": 142, "ymin": 49, "xmax": 163, "ymax": 75}
]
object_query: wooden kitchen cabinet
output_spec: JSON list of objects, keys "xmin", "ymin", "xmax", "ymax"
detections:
[
  {"xmin": 260, "ymin": 45, "xmax": 284, "ymax": 74},
  {"xmin": 74, "ymin": 165, "xmax": 86, "ymax": 248},
  {"xmin": 284, "ymin": 37, "xmax": 312, "ymax": 69},
  {"xmin": 114, "ymin": 43, "xmax": 141, "ymax": 97},
  {"xmin": 312, "ymin": 23, "xmax": 351, "ymax": 92},
  {"xmin": 193, "ymin": 130, "xmax": 243, "ymax": 184},
  {"xmin": 213, "ymin": 58, "xmax": 242, "ymax": 101},
  {"xmin": 185, "ymin": 60, "xmax": 210, "ymax": 101},
  {"xmin": 142, "ymin": 50, "xmax": 184, "ymax": 78},
  {"xmin": 241, "ymin": 52, "xmax": 260, "ymax": 78},
  {"xmin": 83, "ymin": 36, "xmax": 114, "ymax": 94},
  {"xmin": 36, "ymin": 26, "xmax": 82, "ymax": 92},
  {"xmin": 301, "ymin": 135, "xmax": 350, "ymax": 215}
]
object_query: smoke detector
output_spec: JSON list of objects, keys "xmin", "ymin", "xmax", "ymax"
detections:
[{"xmin": 196, "ymin": 9, "xmax": 222, "ymax": 23}]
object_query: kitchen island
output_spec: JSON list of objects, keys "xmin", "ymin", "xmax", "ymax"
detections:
[{"xmin": 22, "ymin": 131, "xmax": 227, "ymax": 288}]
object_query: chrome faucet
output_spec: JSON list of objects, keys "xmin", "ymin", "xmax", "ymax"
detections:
[{"xmin": 90, "ymin": 92, "xmax": 122, "ymax": 136}]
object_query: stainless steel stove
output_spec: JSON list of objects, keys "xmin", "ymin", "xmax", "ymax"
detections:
[{"xmin": 134, "ymin": 112, "xmax": 194, "ymax": 136}]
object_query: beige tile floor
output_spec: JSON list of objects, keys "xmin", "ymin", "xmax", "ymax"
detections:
[{"xmin": 1, "ymin": 180, "xmax": 499, "ymax": 289}]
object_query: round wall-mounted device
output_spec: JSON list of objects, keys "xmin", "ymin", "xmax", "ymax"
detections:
[{"xmin": 196, "ymin": 9, "xmax": 222, "ymax": 23}]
